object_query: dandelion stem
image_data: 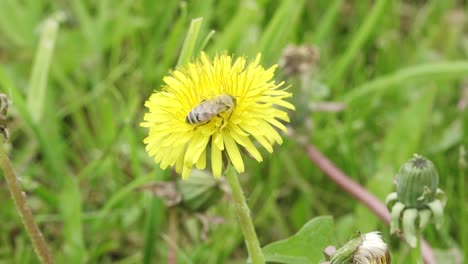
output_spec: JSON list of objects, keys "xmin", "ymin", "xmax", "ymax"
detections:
[
  {"xmin": 412, "ymin": 232, "xmax": 423, "ymax": 264},
  {"xmin": 225, "ymin": 164, "xmax": 265, "ymax": 264},
  {"xmin": 0, "ymin": 141, "xmax": 55, "ymax": 264}
]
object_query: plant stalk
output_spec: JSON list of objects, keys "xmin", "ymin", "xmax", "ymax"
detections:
[
  {"xmin": 0, "ymin": 142, "xmax": 55, "ymax": 264},
  {"xmin": 225, "ymin": 164, "xmax": 265, "ymax": 264},
  {"xmin": 167, "ymin": 208, "xmax": 178, "ymax": 264},
  {"xmin": 412, "ymin": 232, "xmax": 423, "ymax": 264}
]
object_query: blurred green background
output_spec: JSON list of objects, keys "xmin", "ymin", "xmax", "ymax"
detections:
[{"xmin": 0, "ymin": 0, "xmax": 467, "ymax": 263}]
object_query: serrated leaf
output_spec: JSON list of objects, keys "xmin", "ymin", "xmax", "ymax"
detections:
[{"xmin": 262, "ymin": 216, "xmax": 335, "ymax": 264}]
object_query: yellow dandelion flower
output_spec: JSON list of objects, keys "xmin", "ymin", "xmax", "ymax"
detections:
[{"xmin": 141, "ymin": 52, "xmax": 294, "ymax": 179}]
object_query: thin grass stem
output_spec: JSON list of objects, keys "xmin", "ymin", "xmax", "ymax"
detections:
[{"xmin": 0, "ymin": 141, "xmax": 55, "ymax": 264}]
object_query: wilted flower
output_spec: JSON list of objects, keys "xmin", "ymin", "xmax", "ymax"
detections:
[
  {"xmin": 279, "ymin": 44, "xmax": 320, "ymax": 76},
  {"xmin": 141, "ymin": 52, "xmax": 294, "ymax": 179},
  {"xmin": 326, "ymin": 231, "xmax": 391, "ymax": 264},
  {"xmin": 353, "ymin": 232, "xmax": 391, "ymax": 264}
]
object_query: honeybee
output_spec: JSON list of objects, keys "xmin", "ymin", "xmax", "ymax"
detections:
[{"xmin": 186, "ymin": 94, "xmax": 236, "ymax": 125}]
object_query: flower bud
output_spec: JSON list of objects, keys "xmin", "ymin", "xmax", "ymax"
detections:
[{"xmin": 396, "ymin": 154, "xmax": 439, "ymax": 208}]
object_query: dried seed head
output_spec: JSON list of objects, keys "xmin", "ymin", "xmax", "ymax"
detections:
[
  {"xmin": 279, "ymin": 44, "xmax": 320, "ymax": 76},
  {"xmin": 354, "ymin": 232, "xmax": 391, "ymax": 264},
  {"xmin": 330, "ymin": 232, "xmax": 390, "ymax": 264}
]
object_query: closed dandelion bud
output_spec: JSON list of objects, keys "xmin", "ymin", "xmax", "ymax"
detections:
[
  {"xmin": 396, "ymin": 154, "xmax": 439, "ymax": 208},
  {"xmin": 177, "ymin": 170, "xmax": 223, "ymax": 212},
  {"xmin": 330, "ymin": 232, "xmax": 391, "ymax": 264},
  {"xmin": 386, "ymin": 154, "xmax": 446, "ymax": 249}
]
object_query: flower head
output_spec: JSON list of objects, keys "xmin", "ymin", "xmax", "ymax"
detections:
[
  {"xmin": 353, "ymin": 232, "xmax": 391, "ymax": 264},
  {"xmin": 141, "ymin": 53, "xmax": 294, "ymax": 179}
]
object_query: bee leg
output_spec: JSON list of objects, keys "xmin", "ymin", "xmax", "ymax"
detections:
[{"xmin": 220, "ymin": 115, "xmax": 232, "ymax": 130}]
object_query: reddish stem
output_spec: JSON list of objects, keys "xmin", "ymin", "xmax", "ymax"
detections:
[{"xmin": 304, "ymin": 144, "xmax": 435, "ymax": 264}]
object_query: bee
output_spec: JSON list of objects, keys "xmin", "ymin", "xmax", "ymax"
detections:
[{"xmin": 186, "ymin": 94, "xmax": 236, "ymax": 125}]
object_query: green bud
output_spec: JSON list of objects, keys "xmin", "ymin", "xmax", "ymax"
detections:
[
  {"xmin": 177, "ymin": 169, "xmax": 223, "ymax": 212},
  {"xmin": 396, "ymin": 154, "xmax": 439, "ymax": 208}
]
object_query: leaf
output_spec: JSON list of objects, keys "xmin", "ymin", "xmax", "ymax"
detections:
[{"xmin": 262, "ymin": 216, "xmax": 335, "ymax": 264}]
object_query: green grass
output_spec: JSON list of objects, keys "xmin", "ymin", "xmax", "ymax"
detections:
[{"xmin": 0, "ymin": 0, "xmax": 467, "ymax": 263}]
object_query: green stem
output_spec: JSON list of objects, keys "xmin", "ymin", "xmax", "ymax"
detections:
[
  {"xmin": 0, "ymin": 142, "xmax": 55, "ymax": 264},
  {"xmin": 459, "ymin": 146, "xmax": 467, "ymax": 262},
  {"xmin": 225, "ymin": 164, "xmax": 265, "ymax": 264},
  {"xmin": 413, "ymin": 232, "xmax": 423, "ymax": 264}
]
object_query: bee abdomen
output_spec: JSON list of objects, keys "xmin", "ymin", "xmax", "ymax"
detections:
[{"xmin": 185, "ymin": 112, "xmax": 201, "ymax": 124}]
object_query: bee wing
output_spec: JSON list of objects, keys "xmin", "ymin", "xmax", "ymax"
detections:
[{"xmin": 197, "ymin": 110, "xmax": 218, "ymax": 121}]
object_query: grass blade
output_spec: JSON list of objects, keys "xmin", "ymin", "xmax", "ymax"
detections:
[
  {"xmin": 27, "ymin": 16, "xmax": 59, "ymax": 124},
  {"xmin": 259, "ymin": 0, "xmax": 305, "ymax": 64},
  {"xmin": 177, "ymin": 18, "xmax": 203, "ymax": 66},
  {"xmin": 343, "ymin": 61, "xmax": 468, "ymax": 103},
  {"xmin": 327, "ymin": 0, "xmax": 389, "ymax": 89}
]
